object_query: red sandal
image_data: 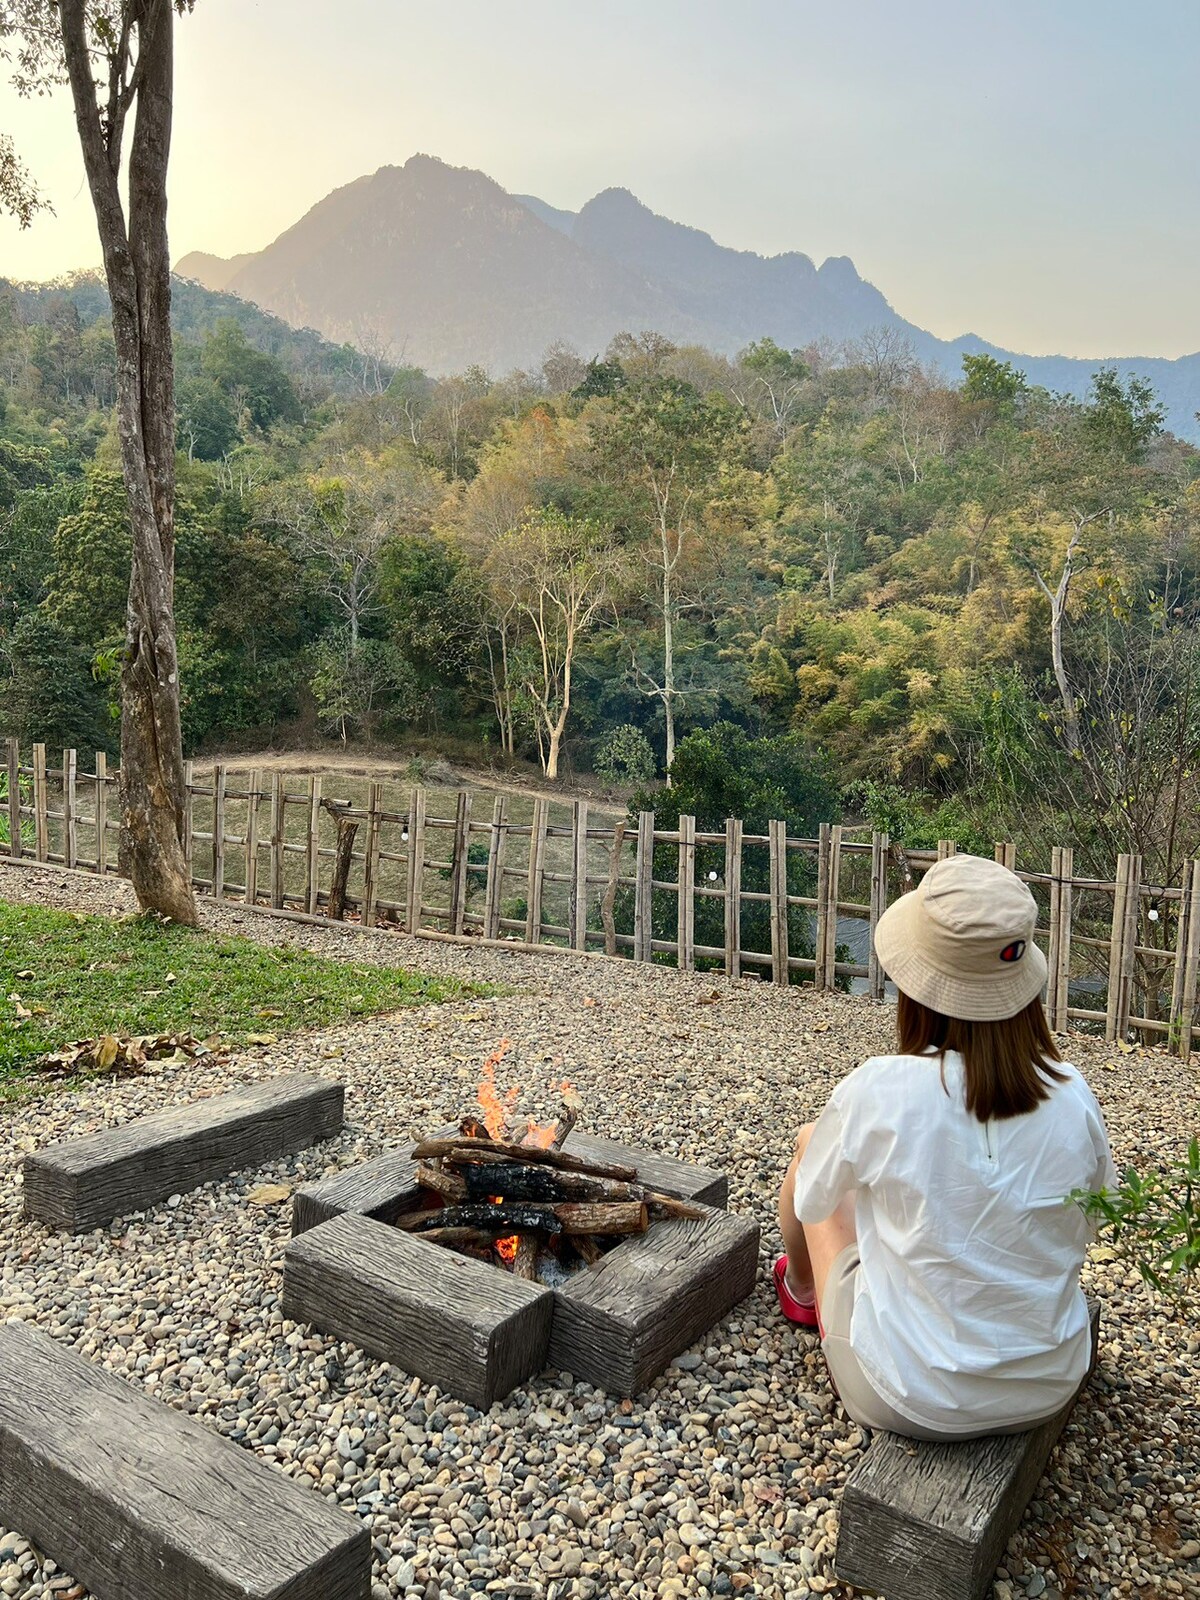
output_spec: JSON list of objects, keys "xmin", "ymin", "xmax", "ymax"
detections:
[{"xmin": 774, "ymin": 1254, "xmax": 820, "ymax": 1328}]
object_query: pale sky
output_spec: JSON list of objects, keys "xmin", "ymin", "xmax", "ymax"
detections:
[{"xmin": 2, "ymin": 0, "xmax": 1197, "ymax": 358}]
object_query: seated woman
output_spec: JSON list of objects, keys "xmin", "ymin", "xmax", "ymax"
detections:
[{"xmin": 776, "ymin": 854, "xmax": 1117, "ymax": 1441}]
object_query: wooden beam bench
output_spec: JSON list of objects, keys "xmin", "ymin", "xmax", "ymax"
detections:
[
  {"xmin": 0, "ymin": 1320, "xmax": 369, "ymax": 1600},
  {"xmin": 834, "ymin": 1301, "xmax": 1101, "ymax": 1600},
  {"xmin": 24, "ymin": 1072, "xmax": 344, "ymax": 1232}
]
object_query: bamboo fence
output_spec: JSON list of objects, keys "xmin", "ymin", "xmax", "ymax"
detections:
[{"xmin": 5, "ymin": 738, "xmax": 1200, "ymax": 1057}]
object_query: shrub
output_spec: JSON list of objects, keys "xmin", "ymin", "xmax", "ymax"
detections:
[{"xmin": 594, "ymin": 724, "xmax": 657, "ymax": 787}]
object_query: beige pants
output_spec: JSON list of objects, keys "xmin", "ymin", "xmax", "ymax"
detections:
[{"xmin": 819, "ymin": 1245, "xmax": 1059, "ymax": 1442}]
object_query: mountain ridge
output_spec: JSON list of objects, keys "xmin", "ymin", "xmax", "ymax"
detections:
[{"xmin": 175, "ymin": 154, "xmax": 1200, "ymax": 438}]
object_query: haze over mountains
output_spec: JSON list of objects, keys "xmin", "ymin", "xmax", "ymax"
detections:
[{"xmin": 177, "ymin": 154, "xmax": 1200, "ymax": 438}]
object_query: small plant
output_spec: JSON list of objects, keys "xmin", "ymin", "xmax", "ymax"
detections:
[
  {"xmin": 1072, "ymin": 1139, "xmax": 1200, "ymax": 1300},
  {"xmin": 594, "ymin": 724, "xmax": 657, "ymax": 788}
]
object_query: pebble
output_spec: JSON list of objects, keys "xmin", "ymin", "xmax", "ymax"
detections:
[{"xmin": 1, "ymin": 861, "xmax": 1196, "ymax": 1600}]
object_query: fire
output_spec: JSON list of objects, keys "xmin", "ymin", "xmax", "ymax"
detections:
[
  {"xmin": 495, "ymin": 1235, "xmax": 519, "ymax": 1263},
  {"xmin": 477, "ymin": 1039, "xmax": 516, "ymax": 1138}
]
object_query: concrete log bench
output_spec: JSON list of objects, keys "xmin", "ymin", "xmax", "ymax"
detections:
[
  {"xmin": 24, "ymin": 1072, "xmax": 344, "ymax": 1232},
  {"xmin": 0, "ymin": 1319, "xmax": 370, "ymax": 1600},
  {"xmin": 834, "ymin": 1301, "xmax": 1101, "ymax": 1600}
]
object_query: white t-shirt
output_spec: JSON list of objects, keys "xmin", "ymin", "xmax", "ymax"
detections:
[{"xmin": 793, "ymin": 1050, "xmax": 1118, "ymax": 1436}]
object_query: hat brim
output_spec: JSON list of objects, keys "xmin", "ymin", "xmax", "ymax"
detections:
[{"xmin": 874, "ymin": 888, "xmax": 1048, "ymax": 1022}]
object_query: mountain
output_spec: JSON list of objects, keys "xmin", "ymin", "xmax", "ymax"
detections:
[{"xmin": 176, "ymin": 154, "xmax": 1200, "ymax": 438}]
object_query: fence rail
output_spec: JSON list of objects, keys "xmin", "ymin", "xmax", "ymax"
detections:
[{"xmin": 4, "ymin": 739, "xmax": 1200, "ymax": 1057}]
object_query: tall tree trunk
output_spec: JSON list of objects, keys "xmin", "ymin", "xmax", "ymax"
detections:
[{"xmin": 60, "ymin": 0, "xmax": 197, "ymax": 924}]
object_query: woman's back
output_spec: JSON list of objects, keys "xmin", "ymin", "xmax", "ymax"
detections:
[{"xmin": 795, "ymin": 1049, "xmax": 1116, "ymax": 1435}]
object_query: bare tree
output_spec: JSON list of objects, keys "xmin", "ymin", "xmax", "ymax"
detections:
[{"xmin": 1, "ymin": 1, "xmax": 197, "ymax": 921}]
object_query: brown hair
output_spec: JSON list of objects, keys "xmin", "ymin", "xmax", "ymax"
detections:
[{"xmin": 896, "ymin": 991, "xmax": 1067, "ymax": 1121}]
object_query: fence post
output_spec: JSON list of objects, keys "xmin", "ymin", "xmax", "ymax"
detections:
[
  {"xmin": 1178, "ymin": 860, "xmax": 1200, "ymax": 1061},
  {"xmin": 94, "ymin": 752, "xmax": 108, "ymax": 875},
  {"xmin": 525, "ymin": 797, "xmax": 548, "ymax": 945},
  {"xmin": 32, "ymin": 743, "xmax": 48, "ymax": 862},
  {"xmin": 867, "ymin": 830, "xmax": 888, "ymax": 999},
  {"xmin": 570, "ymin": 800, "xmax": 589, "ymax": 952},
  {"xmin": 6, "ymin": 737, "xmax": 21, "ymax": 860},
  {"xmin": 269, "ymin": 772, "xmax": 285, "ymax": 909},
  {"xmin": 62, "ymin": 748, "xmax": 77, "ymax": 868},
  {"xmin": 601, "ymin": 820, "xmax": 627, "ymax": 957},
  {"xmin": 724, "ymin": 817, "xmax": 742, "ymax": 980},
  {"xmin": 633, "ymin": 810, "xmax": 654, "ymax": 962},
  {"xmin": 212, "ymin": 763, "xmax": 226, "ymax": 901},
  {"xmin": 1054, "ymin": 845, "xmax": 1074, "ymax": 1032},
  {"xmin": 362, "ymin": 781, "xmax": 383, "ymax": 929},
  {"xmin": 244, "ymin": 768, "xmax": 260, "ymax": 906},
  {"xmin": 823, "ymin": 823, "xmax": 842, "ymax": 989},
  {"xmin": 814, "ymin": 822, "xmax": 831, "ymax": 988},
  {"xmin": 1047, "ymin": 845, "xmax": 1062, "ymax": 1023},
  {"xmin": 181, "ymin": 759, "xmax": 194, "ymax": 876},
  {"xmin": 937, "ymin": 838, "xmax": 958, "ymax": 861},
  {"xmin": 769, "ymin": 819, "xmax": 790, "ymax": 986},
  {"xmin": 677, "ymin": 813, "xmax": 696, "ymax": 972},
  {"xmin": 484, "ymin": 794, "xmax": 508, "ymax": 941},
  {"xmin": 306, "ymin": 776, "xmax": 322, "ymax": 914},
  {"xmin": 450, "ymin": 791, "xmax": 471, "ymax": 934},
  {"xmin": 993, "ymin": 841, "xmax": 1016, "ymax": 870},
  {"xmin": 404, "ymin": 788, "xmax": 427, "ymax": 932},
  {"xmin": 1105, "ymin": 856, "xmax": 1129, "ymax": 1042}
]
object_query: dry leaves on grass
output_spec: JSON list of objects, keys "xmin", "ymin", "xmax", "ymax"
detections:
[{"xmin": 37, "ymin": 1031, "xmax": 222, "ymax": 1079}]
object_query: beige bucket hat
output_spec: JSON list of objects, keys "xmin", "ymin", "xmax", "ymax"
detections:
[{"xmin": 873, "ymin": 854, "xmax": 1048, "ymax": 1021}]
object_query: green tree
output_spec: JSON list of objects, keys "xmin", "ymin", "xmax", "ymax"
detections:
[{"xmin": 0, "ymin": 611, "xmax": 115, "ymax": 753}]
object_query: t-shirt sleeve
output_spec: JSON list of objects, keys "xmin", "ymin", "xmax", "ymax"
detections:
[{"xmin": 793, "ymin": 1089, "xmax": 857, "ymax": 1224}]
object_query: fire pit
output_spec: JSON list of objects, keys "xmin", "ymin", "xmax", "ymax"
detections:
[{"xmin": 283, "ymin": 1055, "xmax": 760, "ymax": 1406}]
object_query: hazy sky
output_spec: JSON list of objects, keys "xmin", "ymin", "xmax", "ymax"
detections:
[{"xmin": 2, "ymin": 0, "xmax": 1196, "ymax": 357}]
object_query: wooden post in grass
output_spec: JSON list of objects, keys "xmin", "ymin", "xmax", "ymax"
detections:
[
  {"xmin": 319, "ymin": 798, "xmax": 359, "ymax": 921},
  {"xmin": 1054, "ymin": 846, "xmax": 1074, "ymax": 1033},
  {"xmin": 362, "ymin": 781, "xmax": 383, "ymax": 928},
  {"xmin": 450, "ymin": 791, "xmax": 471, "ymax": 935},
  {"xmin": 1047, "ymin": 845, "xmax": 1063, "ymax": 1024},
  {"xmin": 677, "ymin": 813, "xmax": 696, "ymax": 972},
  {"xmin": 867, "ymin": 830, "xmax": 889, "ymax": 999},
  {"xmin": 269, "ymin": 772, "xmax": 285, "ymax": 910},
  {"xmin": 181, "ymin": 759, "xmax": 194, "ymax": 876},
  {"xmin": 570, "ymin": 800, "xmax": 589, "ymax": 952},
  {"xmin": 814, "ymin": 822, "xmax": 831, "ymax": 989},
  {"xmin": 1170, "ymin": 859, "xmax": 1200, "ymax": 1060},
  {"xmin": 824, "ymin": 823, "xmax": 842, "ymax": 989},
  {"xmin": 601, "ymin": 820, "xmax": 627, "ymax": 957},
  {"xmin": 95, "ymin": 752, "xmax": 108, "ymax": 875},
  {"xmin": 244, "ymin": 769, "xmax": 260, "ymax": 907},
  {"xmin": 211, "ymin": 763, "xmax": 226, "ymax": 901},
  {"xmin": 484, "ymin": 794, "xmax": 508, "ymax": 941},
  {"xmin": 32, "ymin": 743, "xmax": 48, "ymax": 862},
  {"xmin": 404, "ymin": 788, "xmax": 426, "ymax": 933},
  {"xmin": 306, "ymin": 776, "xmax": 322, "ymax": 914},
  {"xmin": 633, "ymin": 811, "xmax": 654, "ymax": 963},
  {"xmin": 769, "ymin": 818, "xmax": 789, "ymax": 986},
  {"xmin": 525, "ymin": 797, "xmax": 548, "ymax": 946},
  {"xmin": 724, "ymin": 817, "xmax": 742, "ymax": 980},
  {"xmin": 62, "ymin": 748, "xmax": 77, "ymax": 869},
  {"xmin": 6, "ymin": 738, "xmax": 21, "ymax": 860}
]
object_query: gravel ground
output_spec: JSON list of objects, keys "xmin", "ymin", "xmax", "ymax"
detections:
[{"xmin": 1, "ymin": 860, "xmax": 1198, "ymax": 1600}]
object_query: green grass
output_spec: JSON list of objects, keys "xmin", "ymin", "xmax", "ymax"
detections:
[{"xmin": 0, "ymin": 899, "xmax": 486, "ymax": 1086}]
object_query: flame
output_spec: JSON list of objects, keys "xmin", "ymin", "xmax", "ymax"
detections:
[
  {"xmin": 477, "ymin": 1039, "xmax": 516, "ymax": 1139},
  {"xmin": 495, "ymin": 1235, "xmax": 519, "ymax": 1264}
]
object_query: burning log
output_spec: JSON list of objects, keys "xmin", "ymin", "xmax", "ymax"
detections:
[
  {"xmin": 556, "ymin": 1201, "xmax": 648, "ymax": 1236},
  {"xmin": 400, "ymin": 1202, "xmax": 564, "ymax": 1236},
  {"xmin": 460, "ymin": 1162, "xmax": 640, "ymax": 1205},
  {"xmin": 411, "ymin": 1135, "xmax": 638, "ymax": 1183},
  {"xmin": 416, "ymin": 1164, "xmax": 468, "ymax": 1202},
  {"xmin": 510, "ymin": 1235, "xmax": 539, "ymax": 1280}
]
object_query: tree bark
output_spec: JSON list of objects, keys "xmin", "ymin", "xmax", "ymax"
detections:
[{"xmin": 59, "ymin": 0, "xmax": 197, "ymax": 925}]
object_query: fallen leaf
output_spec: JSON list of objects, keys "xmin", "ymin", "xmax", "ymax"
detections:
[
  {"xmin": 164, "ymin": 971, "xmax": 178, "ymax": 985},
  {"xmin": 95, "ymin": 1035, "xmax": 119, "ymax": 1072},
  {"xmin": 257, "ymin": 1007, "xmax": 284, "ymax": 1018},
  {"xmin": 244, "ymin": 1032, "xmax": 277, "ymax": 1046},
  {"xmin": 246, "ymin": 1183, "xmax": 292, "ymax": 1206},
  {"xmin": 15, "ymin": 969, "xmax": 34, "ymax": 980},
  {"xmin": 10, "ymin": 994, "xmax": 31, "ymax": 1021}
]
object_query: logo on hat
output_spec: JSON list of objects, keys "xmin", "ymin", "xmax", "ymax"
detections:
[{"xmin": 999, "ymin": 939, "xmax": 1026, "ymax": 963}]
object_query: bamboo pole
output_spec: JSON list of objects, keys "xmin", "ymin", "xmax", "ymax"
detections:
[
  {"xmin": 212, "ymin": 763, "xmax": 226, "ymax": 901},
  {"xmin": 484, "ymin": 794, "xmax": 508, "ymax": 942},
  {"xmin": 769, "ymin": 818, "xmax": 789, "ymax": 986},
  {"xmin": 94, "ymin": 752, "xmax": 107, "ymax": 875},
  {"xmin": 525, "ymin": 796, "xmax": 548, "ymax": 945},
  {"xmin": 677, "ymin": 812, "xmax": 696, "ymax": 971},
  {"xmin": 362, "ymin": 781, "xmax": 383, "ymax": 928},
  {"xmin": 867, "ymin": 830, "xmax": 888, "ymax": 999},
  {"xmin": 1168, "ymin": 861, "xmax": 1192, "ymax": 1057},
  {"xmin": 570, "ymin": 799, "xmax": 589, "ymax": 952},
  {"xmin": 1047, "ymin": 845, "xmax": 1062, "ymax": 1023},
  {"xmin": 244, "ymin": 768, "xmax": 260, "ymax": 906},
  {"xmin": 182, "ymin": 759, "xmax": 194, "ymax": 874},
  {"xmin": 1178, "ymin": 860, "xmax": 1200, "ymax": 1061},
  {"xmin": 937, "ymin": 838, "xmax": 957, "ymax": 861},
  {"xmin": 1104, "ymin": 856, "xmax": 1129, "ymax": 1042},
  {"xmin": 306, "ymin": 776, "xmax": 322, "ymax": 914},
  {"xmin": 724, "ymin": 817, "xmax": 742, "ymax": 980},
  {"xmin": 62, "ymin": 747, "xmax": 77, "ymax": 868},
  {"xmin": 993, "ymin": 841, "xmax": 1016, "ymax": 870},
  {"xmin": 450, "ymin": 790, "xmax": 471, "ymax": 934},
  {"xmin": 633, "ymin": 810, "xmax": 654, "ymax": 962},
  {"xmin": 32, "ymin": 743, "xmax": 47, "ymax": 862},
  {"xmin": 814, "ymin": 822, "xmax": 831, "ymax": 988},
  {"xmin": 1119, "ymin": 856, "xmax": 1142, "ymax": 1039},
  {"xmin": 6, "ymin": 738, "xmax": 21, "ymax": 860},
  {"xmin": 404, "ymin": 787, "xmax": 427, "ymax": 931},
  {"xmin": 269, "ymin": 772, "xmax": 285, "ymax": 909},
  {"xmin": 1054, "ymin": 846, "xmax": 1074, "ymax": 1032},
  {"xmin": 824, "ymin": 823, "xmax": 842, "ymax": 989}
]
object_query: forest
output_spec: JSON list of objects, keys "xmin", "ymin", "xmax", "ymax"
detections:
[{"xmin": 2, "ymin": 271, "xmax": 1198, "ymax": 885}]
